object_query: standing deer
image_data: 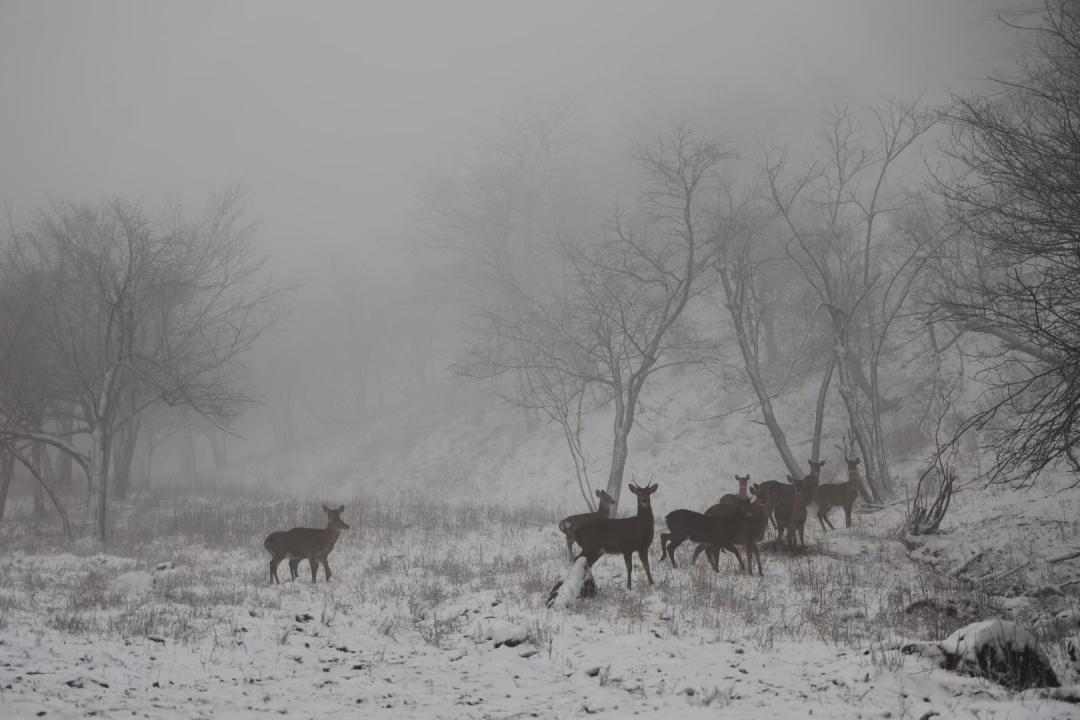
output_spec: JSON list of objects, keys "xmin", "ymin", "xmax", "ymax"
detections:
[
  {"xmin": 690, "ymin": 473, "xmax": 752, "ymax": 570},
  {"xmin": 773, "ymin": 476, "xmax": 809, "ymax": 549},
  {"xmin": 691, "ymin": 494, "xmax": 771, "ymax": 575},
  {"xmin": 661, "ymin": 504, "xmax": 745, "ymax": 571},
  {"xmin": 751, "ymin": 476, "xmax": 799, "ymax": 539},
  {"xmin": 574, "ymin": 483, "xmax": 658, "ymax": 589},
  {"xmin": 558, "ymin": 489, "xmax": 616, "ymax": 560},
  {"xmin": 265, "ymin": 504, "xmax": 349, "ymax": 584},
  {"xmin": 718, "ymin": 474, "xmax": 750, "ymax": 505},
  {"xmin": 814, "ymin": 456, "xmax": 861, "ymax": 529}
]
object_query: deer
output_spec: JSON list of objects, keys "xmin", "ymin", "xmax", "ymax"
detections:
[
  {"xmin": 661, "ymin": 504, "xmax": 745, "ymax": 572},
  {"xmin": 773, "ymin": 476, "xmax": 810, "ymax": 549},
  {"xmin": 264, "ymin": 504, "xmax": 350, "ymax": 584},
  {"xmin": 558, "ymin": 489, "xmax": 616, "ymax": 560},
  {"xmin": 691, "ymin": 494, "xmax": 771, "ymax": 575},
  {"xmin": 750, "ymin": 475, "xmax": 800, "ymax": 539},
  {"xmin": 574, "ymin": 483, "xmax": 658, "ymax": 589},
  {"xmin": 717, "ymin": 474, "xmax": 750, "ymax": 506},
  {"xmin": 688, "ymin": 473, "xmax": 753, "ymax": 571},
  {"xmin": 814, "ymin": 456, "xmax": 862, "ymax": 530}
]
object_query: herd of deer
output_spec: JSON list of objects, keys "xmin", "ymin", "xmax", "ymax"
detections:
[
  {"xmin": 557, "ymin": 457, "xmax": 864, "ymax": 590},
  {"xmin": 261, "ymin": 458, "xmax": 863, "ymax": 591}
]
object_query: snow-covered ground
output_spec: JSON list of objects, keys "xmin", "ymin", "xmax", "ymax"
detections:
[
  {"xmin": 2, "ymin": 365, "xmax": 1079, "ymax": 718},
  {"xmin": 1, "ymin": 484, "xmax": 1077, "ymax": 718}
]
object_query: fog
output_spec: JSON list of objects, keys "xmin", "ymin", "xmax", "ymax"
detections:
[{"xmin": 0, "ymin": 0, "xmax": 1019, "ymax": 464}]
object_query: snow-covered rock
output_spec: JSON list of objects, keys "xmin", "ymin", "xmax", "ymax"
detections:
[
  {"xmin": 939, "ymin": 619, "xmax": 1059, "ymax": 690},
  {"xmin": 112, "ymin": 570, "xmax": 153, "ymax": 597},
  {"xmin": 545, "ymin": 557, "xmax": 598, "ymax": 609},
  {"xmin": 470, "ymin": 618, "xmax": 528, "ymax": 648}
]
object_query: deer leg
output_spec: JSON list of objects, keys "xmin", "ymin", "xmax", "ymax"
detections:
[
  {"xmin": 309, "ymin": 557, "xmax": 318, "ymax": 583},
  {"xmin": 623, "ymin": 552, "xmax": 633, "ymax": 589},
  {"xmin": 817, "ymin": 508, "xmax": 828, "ymax": 532},
  {"xmin": 322, "ymin": 558, "xmax": 332, "ymax": 582},
  {"xmin": 666, "ymin": 535, "xmax": 686, "ymax": 567},
  {"xmin": 288, "ymin": 559, "xmax": 300, "ymax": 580},
  {"xmin": 270, "ymin": 558, "xmax": 281, "ymax": 584},
  {"xmin": 706, "ymin": 547, "xmax": 720, "ymax": 573},
  {"xmin": 844, "ymin": 503, "xmax": 853, "ymax": 528},
  {"xmin": 728, "ymin": 544, "xmax": 745, "ymax": 573},
  {"xmin": 822, "ymin": 508, "xmax": 835, "ymax": 531},
  {"xmin": 565, "ymin": 534, "xmax": 575, "ymax": 560},
  {"xmin": 659, "ymin": 532, "xmax": 671, "ymax": 562},
  {"xmin": 638, "ymin": 549, "xmax": 654, "ymax": 586}
]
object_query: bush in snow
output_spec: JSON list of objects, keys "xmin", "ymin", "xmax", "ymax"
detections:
[{"xmin": 904, "ymin": 619, "xmax": 1060, "ymax": 690}]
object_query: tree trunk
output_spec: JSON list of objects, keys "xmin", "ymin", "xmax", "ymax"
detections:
[
  {"xmin": 811, "ymin": 356, "xmax": 836, "ymax": 463},
  {"xmin": 31, "ymin": 440, "xmax": 51, "ymax": 519},
  {"xmin": 723, "ymin": 293, "xmax": 803, "ymax": 480},
  {"xmin": 0, "ymin": 447, "xmax": 15, "ymax": 524},
  {"xmin": 829, "ymin": 311, "xmax": 883, "ymax": 502},
  {"xmin": 112, "ymin": 418, "xmax": 140, "ymax": 500},
  {"xmin": 89, "ymin": 424, "xmax": 112, "ymax": 542},
  {"xmin": 605, "ymin": 422, "xmax": 631, "ymax": 511},
  {"xmin": 54, "ymin": 411, "xmax": 74, "ymax": 494}
]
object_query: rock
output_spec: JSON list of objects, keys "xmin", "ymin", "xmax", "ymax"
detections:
[
  {"xmin": 938, "ymin": 619, "xmax": 1059, "ymax": 690},
  {"xmin": 517, "ymin": 646, "xmax": 538, "ymax": 659},
  {"xmin": 546, "ymin": 558, "xmax": 597, "ymax": 609},
  {"xmin": 112, "ymin": 571, "xmax": 153, "ymax": 597},
  {"xmin": 585, "ymin": 666, "xmax": 601, "ymax": 677},
  {"xmin": 468, "ymin": 618, "xmax": 528, "ymax": 648},
  {"xmin": 295, "ymin": 613, "xmax": 314, "ymax": 623},
  {"xmin": 153, "ymin": 561, "xmax": 176, "ymax": 572}
]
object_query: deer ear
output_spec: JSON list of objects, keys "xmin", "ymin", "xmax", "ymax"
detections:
[
  {"xmin": 649, "ymin": 483, "xmax": 659, "ymax": 492},
  {"xmin": 337, "ymin": 505, "xmax": 344, "ymax": 513},
  {"xmin": 855, "ymin": 458, "xmax": 862, "ymax": 466},
  {"xmin": 323, "ymin": 505, "xmax": 331, "ymax": 513}
]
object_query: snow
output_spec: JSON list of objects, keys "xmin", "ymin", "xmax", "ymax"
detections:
[
  {"xmin": 113, "ymin": 570, "xmax": 154, "ymax": 596},
  {"xmin": 1, "ymin": 358, "xmax": 1079, "ymax": 717}
]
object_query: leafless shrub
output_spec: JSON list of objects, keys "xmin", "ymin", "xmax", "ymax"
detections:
[
  {"xmin": 906, "ymin": 465, "xmax": 954, "ymax": 536},
  {"xmin": 47, "ymin": 610, "xmax": 98, "ymax": 635}
]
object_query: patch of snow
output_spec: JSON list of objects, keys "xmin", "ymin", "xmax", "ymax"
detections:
[{"xmin": 112, "ymin": 570, "xmax": 153, "ymax": 596}]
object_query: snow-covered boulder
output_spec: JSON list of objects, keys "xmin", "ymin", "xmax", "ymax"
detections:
[
  {"xmin": 938, "ymin": 619, "xmax": 1059, "ymax": 690},
  {"xmin": 112, "ymin": 570, "xmax": 154, "ymax": 597},
  {"xmin": 545, "ymin": 557, "xmax": 597, "ymax": 608},
  {"xmin": 470, "ymin": 618, "xmax": 528, "ymax": 648}
]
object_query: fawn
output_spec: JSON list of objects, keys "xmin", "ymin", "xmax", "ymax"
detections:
[
  {"xmin": 558, "ymin": 489, "xmax": 616, "ymax": 560},
  {"xmin": 814, "ymin": 456, "xmax": 861, "ymax": 530},
  {"xmin": 264, "ymin": 504, "xmax": 350, "ymax": 584},
  {"xmin": 773, "ymin": 476, "xmax": 810, "ymax": 549},
  {"xmin": 574, "ymin": 483, "xmax": 658, "ymax": 589}
]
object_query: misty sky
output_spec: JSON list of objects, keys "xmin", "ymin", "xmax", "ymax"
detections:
[{"xmin": 1, "ymin": 1, "xmax": 1013, "ymax": 278}]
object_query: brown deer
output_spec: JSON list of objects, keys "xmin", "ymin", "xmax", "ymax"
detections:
[
  {"xmin": 691, "ymin": 495, "xmax": 771, "ymax": 575},
  {"xmin": 751, "ymin": 476, "xmax": 799, "ymax": 538},
  {"xmin": 689, "ymin": 473, "xmax": 753, "ymax": 571},
  {"xmin": 558, "ymin": 489, "xmax": 616, "ymax": 560},
  {"xmin": 265, "ymin": 505, "xmax": 349, "ymax": 584},
  {"xmin": 718, "ymin": 474, "xmax": 750, "ymax": 505},
  {"xmin": 814, "ymin": 456, "xmax": 861, "ymax": 530},
  {"xmin": 661, "ymin": 504, "xmax": 745, "ymax": 572},
  {"xmin": 574, "ymin": 483, "xmax": 658, "ymax": 589},
  {"xmin": 773, "ymin": 476, "xmax": 809, "ymax": 549}
]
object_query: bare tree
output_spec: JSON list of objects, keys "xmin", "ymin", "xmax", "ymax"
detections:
[
  {"xmin": 462, "ymin": 127, "xmax": 728, "ymax": 509},
  {"xmin": 766, "ymin": 101, "xmax": 937, "ymax": 501},
  {"xmin": 0, "ymin": 187, "xmax": 280, "ymax": 540},
  {"xmin": 931, "ymin": 0, "xmax": 1080, "ymax": 485},
  {"xmin": 711, "ymin": 189, "xmax": 804, "ymax": 479}
]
